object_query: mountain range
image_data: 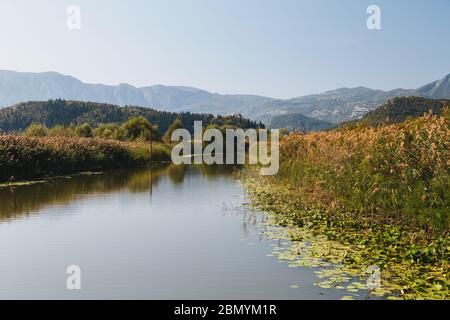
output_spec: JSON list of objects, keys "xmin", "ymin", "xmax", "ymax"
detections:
[
  {"xmin": 0, "ymin": 70, "xmax": 270, "ymax": 115},
  {"xmin": 250, "ymin": 74, "xmax": 450, "ymax": 124},
  {"xmin": 1, "ymin": 70, "xmax": 449, "ymax": 126}
]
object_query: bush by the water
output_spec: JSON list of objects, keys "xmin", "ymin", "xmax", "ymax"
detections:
[{"xmin": 0, "ymin": 135, "xmax": 171, "ymax": 181}]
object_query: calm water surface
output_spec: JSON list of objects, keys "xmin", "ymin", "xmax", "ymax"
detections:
[{"xmin": 0, "ymin": 165, "xmax": 358, "ymax": 299}]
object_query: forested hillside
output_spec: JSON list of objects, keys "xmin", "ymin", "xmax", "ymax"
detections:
[
  {"xmin": 358, "ymin": 97, "xmax": 449, "ymax": 126},
  {"xmin": 0, "ymin": 99, "xmax": 263, "ymax": 133},
  {"xmin": 339, "ymin": 97, "xmax": 450, "ymax": 128}
]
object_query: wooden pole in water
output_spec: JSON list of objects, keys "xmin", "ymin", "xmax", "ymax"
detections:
[
  {"xmin": 149, "ymin": 126, "xmax": 153, "ymax": 199},
  {"xmin": 149, "ymin": 126, "xmax": 153, "ymax": 166},
  {"xmin": 150, "ymin": 166, "xmax": 153, "ymax": 198}
]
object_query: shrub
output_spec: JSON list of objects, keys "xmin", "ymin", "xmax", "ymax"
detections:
[
  {"xmin": 24, "ymin": 123, "xmax": 48, "ymax": 137},
  {"xmin": 163, "ymin": 119, "xmax": 183, "ymax": 144},
  {"xmin": 74, "ymin": 123, "xmax": 93, "ymax": 137},
  {"xmin": 47, "ymin": 125, "xmax": 76, "ymax": 137},
  {"xmin": 93, "ymin": 123, "xmax": 127, "ymax": 141}
]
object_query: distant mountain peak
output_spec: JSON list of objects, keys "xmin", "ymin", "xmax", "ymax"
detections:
[{"xmin": 417, "ymin": 73, "xmax": 450, "ymax": 98}]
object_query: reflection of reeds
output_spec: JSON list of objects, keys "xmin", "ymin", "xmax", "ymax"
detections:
[
  {"xmin": 0, "ymin": 167, "xmax": 162, "ymax": 221},
  {"xmin": 0, "ymin": 164, "xmax": 237, "ymax": 223},
  {"xmin": 276, "ymin": 110, "xmax": 449, "ymax": 235}
]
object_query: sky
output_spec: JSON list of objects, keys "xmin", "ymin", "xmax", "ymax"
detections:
[{"xmin": 0, "ymin": 0, "xmax": 449, "ymax": 99}]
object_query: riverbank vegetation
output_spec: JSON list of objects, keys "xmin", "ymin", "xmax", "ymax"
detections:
[
  {"xmin": 245, "ymin": 109, "xmax": 449, "ymax": 299},
  {"xmin": 0, "ymin": 112, "xmax": 250, "ymax": 182},
  {"xmin": 0, "ymin": 134, "xmax": 171, "ymax": 182},
  {"xmin": 22, "ymin": 116, "xmax": 161, "ymax": 142},
  {"xmin": 0, "ymin": 99, "xmax": 263, "ymax": 182},
  {"xmin": 0, "ymin": 115, "xmax": 182, "ymax": 181}
]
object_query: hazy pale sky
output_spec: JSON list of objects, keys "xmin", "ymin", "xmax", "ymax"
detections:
[{"xmin": 0, "ymin": 0, "xmax": 449, "ymax": 98}]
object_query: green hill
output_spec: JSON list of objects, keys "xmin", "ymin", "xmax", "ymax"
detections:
[
  {"xmin": 357, "ymin": 96, "xmax": 449, "ymax": 126},
  {"xmin": 269, "ymin": 113, "xmax": 334, "ymax": 132},
  {"xmin": 0, "ymin": 99, "xmax": 263, "ymax": 133}
]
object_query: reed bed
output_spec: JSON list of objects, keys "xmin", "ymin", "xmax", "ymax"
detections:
[
  {"xmin": 0, "ymin": 135, "xmax": 171, "ymax": 181},
  {"xmin": 277, "ymin": 110, "xmax": 449, "ymax": 235}
]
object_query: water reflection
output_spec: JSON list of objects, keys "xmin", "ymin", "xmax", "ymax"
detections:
[
  {"xmin": 0, "ymin": 163, "xmax": 352, "ymax": 299},
  {"xmin": 0, "ymin": 164, "xmax": 240, "ymax": 222}
]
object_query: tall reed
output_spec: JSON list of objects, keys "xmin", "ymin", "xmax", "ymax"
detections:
[
  {"xmin": 0, "ymin": 135, "xmax": 171, "ymax": 181},
  {"xmin": 277, "ymin": 110, "xmax": 449, "ymax": 235}
]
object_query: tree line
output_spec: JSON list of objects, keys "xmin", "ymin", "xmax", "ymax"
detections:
[
  {"xmin": 23, "ymin": 116, "xmax": 192, "ymax": 144},
  {"xmin": 0, "ymin": 99, "xmax": 264, "ymax": 135}
]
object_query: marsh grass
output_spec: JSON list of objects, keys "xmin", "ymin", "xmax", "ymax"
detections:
[
  {"xmin": 0, "ymin": 135, "xmax": 171, "ymax": 181},
  {"xmin": 277, "ymin": 110, "xmax": 449, "ymax": 235},
  {"xmin": 244, "ymin": 110, "xmax": 449, "ymax": 299}
]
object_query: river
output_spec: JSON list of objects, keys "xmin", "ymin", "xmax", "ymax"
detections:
[{"xmin": 0, "ymin": 165, "xmax": 366, "ymax": 299}]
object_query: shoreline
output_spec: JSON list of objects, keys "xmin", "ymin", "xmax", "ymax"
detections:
[
  {"xmin": 243, "ymin": 174, "xmax": 449, "ymax": 300},
  {"xmin": 0, "ymin": 134, "xmax": 172, "ymax": 183},
  {"xmin": 0, "ymin": 162, "xmax": 174, "ymax": 188},
  {"xmin": 240, "ymin": 112, "xmax": 449, "ymax": 300}
]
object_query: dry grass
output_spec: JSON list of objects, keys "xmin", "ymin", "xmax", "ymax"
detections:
[
  {"xmin": 0, "ymin": 135, "xmax": 171, "ymax": 181},
  {"xmin": 276, "ymin": 110, "xmax": 449, "ymax": 235}
]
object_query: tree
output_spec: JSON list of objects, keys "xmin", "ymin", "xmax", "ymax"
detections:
[
  {"xmin": 122, "ymin": 116, "xmax": 159, "ymax": 141},
  {"xmin": 163, "ymin": 119, "xmax": 183, "ymax": 144},
  {"xmin": 74, "ymin": 123, "xmax": 93, "ymax": 137},
  {"xmin": 47, "ymin": 125, "xmax": 75, "ymax": 137},
  {"xmin": 279, "ymin": 128, "xmax": 289, "ymax": 136},
  {"xmin": 93, "ymin": 123, "xmax": 126, "ymax": 140},
  {"xmin": 24, "ymin": 123, "xmax": 48, "ymax": 137}
]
